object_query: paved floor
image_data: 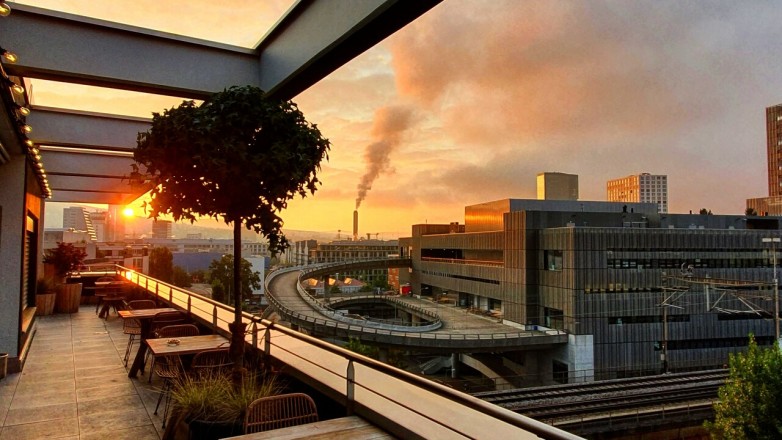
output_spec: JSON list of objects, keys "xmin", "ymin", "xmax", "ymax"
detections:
[{"xmin": 0, "ymin": 307, "xmax": 165, "ymax": 440}]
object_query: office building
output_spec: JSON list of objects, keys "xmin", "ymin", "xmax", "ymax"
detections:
[
  {"xmin": 401, "ymin": 198, "xmax": 780, "ymax": 380},
  {"xmin": 747, "ymin": 104, "xmax": 782, "ymax": 215},
  {"xmin": 312, "ymin": 239, "xmax": 399, "ymax": 284},
  {"xmin": 152, "ymin": 219, "xmax": 172, "ymax": 239},
  {"xmin": 607, "ymin": 173, "xmax": 668, "ymax": 213},
  {"xmin": 62, "ymin": 206, "xmax": 97, "ymax": 241},
  {"xmin": 536, "ymin": 172, "xmax": 578, "ymax": 201}
]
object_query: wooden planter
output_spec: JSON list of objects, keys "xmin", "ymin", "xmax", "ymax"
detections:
[
  {"xmin": 35, "ymin": 293, "xmax": 56, "ymax": 316},
  {"xmin": 56, "ymin": 283, "xmax": 82, "ymax": 314}
]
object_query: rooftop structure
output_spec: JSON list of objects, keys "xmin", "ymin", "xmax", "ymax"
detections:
[{"xmin": 537, "ymin": 172, "xmax": 578, "ymax": 201}]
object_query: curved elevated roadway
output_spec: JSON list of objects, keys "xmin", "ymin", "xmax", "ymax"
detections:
[{"xmin": 265, "ymin": 259, "xmax": 568, "ymax": 351}]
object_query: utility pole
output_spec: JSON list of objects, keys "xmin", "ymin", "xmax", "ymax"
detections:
[{"xmin": 762, "ymin": 237, "xmax": 780, "ymax": 342}]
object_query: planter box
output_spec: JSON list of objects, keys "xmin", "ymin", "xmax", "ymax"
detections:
[
  {"xmin": 56, "ymin": 283, "xmax": 82, "ymax": 314},
  {"xmin": 35, "ymin": 293, "xmax": 56, "ymax": 315}
]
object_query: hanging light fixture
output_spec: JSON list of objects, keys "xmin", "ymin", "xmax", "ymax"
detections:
[{"xmin": 0, "ymin": 3, "xmax": 10, "ymax": 17}]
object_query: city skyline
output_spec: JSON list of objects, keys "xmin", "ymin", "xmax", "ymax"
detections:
[{"xmin": 30, "ymin": 1, "xmax": 782, "ymax": 236}]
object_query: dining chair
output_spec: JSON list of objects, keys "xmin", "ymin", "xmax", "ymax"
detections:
[
  {"xmin": 153, "ymin": 354, "xmax": 184, "ymax": 429},
  {"xmin": 148, "ymin": 324, "xmax": 200, "ymax": 383},
  {"xmin": 244, "ymin": 393, "xmax": 318, "ymax": 434},
  {"xmin": 122, "ymin": 299, "xmax": 158, "ymax": 367},
  {"xmin": 94, "ymin": 276, "xmax": 118, "ymax": 314},
  {"xmin": 190, "ymin": 348, "xmax": 233, "ymax": 378}
]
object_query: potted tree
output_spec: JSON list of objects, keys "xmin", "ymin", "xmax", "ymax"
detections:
[
  {"xmin": 43, "ymin": 242, "xmax": 87, "ymax": 313},
  {"xmin": 134, "ymin": 85, "xmax": 330, "ymax": 384},
  {"xmin": 34, "ymin": 277, "xmax": 57, "ymax": 315}
]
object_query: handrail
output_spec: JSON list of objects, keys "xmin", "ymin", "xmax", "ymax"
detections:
[{"xmin": 117, "ymin": 265, "xmax": 580, "ymax": 440}]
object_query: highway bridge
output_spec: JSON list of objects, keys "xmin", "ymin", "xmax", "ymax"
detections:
[{"xmin": 264, "ymin": 259, "xmax": 568, "ymax": 351}]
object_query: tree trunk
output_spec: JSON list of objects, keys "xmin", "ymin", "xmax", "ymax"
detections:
[{"xmin": 230, "ymin": 221, "xmax": 247, "ymax": 387}]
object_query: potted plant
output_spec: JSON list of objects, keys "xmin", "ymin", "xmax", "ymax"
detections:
[
  {"xmin": 43, "ymin": 242, "xmax": 87, "ymax": 313},
  {"xmin": 164, "ymin": 371, "xmax": 280, "ymax": 440},
  {"xmin": 35, "ymin": 277, "xmax": 57, "ymax": 316},
  {"xmin": 134, "ymin": 85, "xmax": 330, "ymax": 384}
]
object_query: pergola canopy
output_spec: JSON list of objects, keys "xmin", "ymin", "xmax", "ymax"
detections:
[{"xmin": 0, "ymin": 0, "xmax": 441, "ymax": 204}]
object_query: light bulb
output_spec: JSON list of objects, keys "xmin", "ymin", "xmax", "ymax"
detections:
[
  {"xmin": 0, "ymin": 3, "xmax": 10, "ymax": 17},
  {"xmin": 21, "ymin": 124, "xmax": 32, "ymax": 134},
  {"xmin": 18, "ymin": 106, "xmax": 30, "ymax": 116},
  {"xmin": 2, "ymin": 51, "xmax": 17, "ymax": 63},
  {"xmin": 10, "ymin": 84, "xmax": 24, "ymax": 95},
  {"xmin": 24, "ymin": 139, "xmax": 33, "ymax": 147}
]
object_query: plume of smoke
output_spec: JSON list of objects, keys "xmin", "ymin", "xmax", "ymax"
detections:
[{"xmin": 355, "ymin": 105, "xmax": 414, "ymax": 209}]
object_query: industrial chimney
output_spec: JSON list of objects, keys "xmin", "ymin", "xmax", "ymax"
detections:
[{"xmin": 353, "ymin": 210, "xmax": 358, "ymax": 241}]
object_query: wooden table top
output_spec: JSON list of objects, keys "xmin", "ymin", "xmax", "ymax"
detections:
[
  {"xmin": 147, "ymin": 334, "xmax": 230, "ymax": 356},
  {"xmin": 118, "ymin": 308, "xmax": 177, "ymax": 320},
  {"xmin": 226, "ymin": 415, "xmax": 393, "ymax": 440}
]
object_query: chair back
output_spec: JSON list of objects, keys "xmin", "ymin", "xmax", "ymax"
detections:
[
  {"xmin": 127, "ymin": 300, "xmax": 156, "ymax": 310},
  {"xmin": 244, "ymin": 393, "xmax": 318, "ymax": 434},
  {"xmin": 191, "ymin": 348, "xmax": 232, "ymax": 377},
  {"xmin": 156, "ymin": 324, "xmax": 200, "ymax": 339},
  {"xmin": 150, "ymin": 311, "xmax": 190, "ymax": 336}
]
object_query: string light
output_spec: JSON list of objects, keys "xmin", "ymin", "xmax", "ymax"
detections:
[
  {"xmin": 17, "ymin": 106, "xmax": 30, "ymax": 116},
  {"xmin": 20, "ymin": 124, "xmax": 32, "ymax": 134},
  {"xmin": 0, "ymin": 3, "xmax": 10, "ymax": 17},
  {"xmin": 10, "ymin": 83, "xmax": 24, "ymax": 95},
  {"xmin": 1, "ymin": 50, "xmax": 17, "ymax": 64}
]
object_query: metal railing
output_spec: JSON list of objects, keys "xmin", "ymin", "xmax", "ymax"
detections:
[{"xmin": 116, "ymin": 265, "xmax": 580, "ymax": 440}]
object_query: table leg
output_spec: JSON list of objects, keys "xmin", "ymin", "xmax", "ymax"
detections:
[{"xmin": 128, "ymin": 320, "xmax": 151, "ymax": 378}]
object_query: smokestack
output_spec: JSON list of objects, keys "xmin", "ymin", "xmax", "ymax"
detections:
[{"xmin": 353, "ymin": 210, "xmax": 358, "ymax": 242}]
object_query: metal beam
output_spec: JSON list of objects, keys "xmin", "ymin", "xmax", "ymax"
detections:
[
  {"xmin": 259, "ymin": 0, "xmax": 442, "ymax": 99},
  {"xmin": 48, "ymin": 188, "xmax": 140, "ymax": 205},
  {"xmin": 40, "ymin": 150, "xmax": 135, "ymax": 178},
  {"xmin": 2, "ymin": 3, "xmax": 261, "ymax": 99},
  {"xmin": 28, "ymin": 107, "xmax": 149, "ymax": 151}
]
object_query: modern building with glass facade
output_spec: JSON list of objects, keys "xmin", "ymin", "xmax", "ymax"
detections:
[
  {"xmin": 607, "ymin": 173, "xmax": 668, "ymax": 213},
  {"xmin": 400, "ymin": 199, "xmax": 781, "ymax": 380}
]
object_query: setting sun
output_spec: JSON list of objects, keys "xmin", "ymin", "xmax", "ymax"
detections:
[{"xmin": 122, "ymin": 207, "xmax": 135, "ymax": 217}]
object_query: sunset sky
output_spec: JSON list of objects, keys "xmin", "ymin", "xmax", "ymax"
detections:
[{"xmin": 28, "ymin": 1, "xmax": 782, "ymax": 239}]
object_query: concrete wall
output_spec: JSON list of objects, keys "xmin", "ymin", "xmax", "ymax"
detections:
[{"xmin": 0, "ymin": 156, "xmax": 26, "ymax": 357}]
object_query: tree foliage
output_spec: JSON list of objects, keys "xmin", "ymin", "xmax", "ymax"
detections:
[
  {"xmin": 43, "ymin": 242, "xmax": 87, "ymax": 277},
  {"xmin": 746, "ymin": 207, "xmax": 758, "ymax": 216},
  {"xmin": 134, "ymin": 85, "xmax": 329, "ymax": 384},
  {"xmin": 172, "ymin": 265, "xmax": 192, "ymax": 288},
  {"xmin": 706, "ymin": 336, "xmax": 782, "ymax": 439},
  {"xmin": 134, "ymin": 85, "xmax": 330, "ymax": 255},
  {"xmin": 208, "ymin": 255, "xmax": 261, "ymax": 303},
  {"xmin": 148, "ymin": 246, "xmax": 173, "ymax": 283}
]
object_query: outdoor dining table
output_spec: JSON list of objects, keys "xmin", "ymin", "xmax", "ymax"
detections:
[
  {"xmin": 146, "ymin": 334, "xmax": 230, "ymax": 358},
  {"xmin": 119, "ymin": 307, "xmax": 178, "ymax": 378}
]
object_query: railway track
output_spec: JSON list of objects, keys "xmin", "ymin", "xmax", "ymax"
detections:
[{"xmin": 473, "ymin": 369, "xmax": 726, "ymax": 420}]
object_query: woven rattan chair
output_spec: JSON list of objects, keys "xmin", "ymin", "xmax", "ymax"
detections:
[
  {"xmin": 153, "ymin": 354, "xmax": 184, "ymax": 428},
  {"xmin": 244, "ymin": 393, "xmax": 318, "ymax": 434},
  {"xmin": 190, "ymin": 348, "xmax": 233, "ymax": 378},
  {"xmin": 148, "ymin": 324, "xmax": 199, "ymax": 383},
  {"xmin": 150, "ymin": 311, "xmax": 190, "ymax": 337},
  {"xmin": 122, "ymin": 300, "xmax": 158, "ymax": 367}
]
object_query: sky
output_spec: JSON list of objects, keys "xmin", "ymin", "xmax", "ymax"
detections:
[{"xmin": 27, "ymin": 0, "xmax": 782, "ymax": 239}]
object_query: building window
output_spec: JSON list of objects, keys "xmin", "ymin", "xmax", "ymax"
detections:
[{"xmin": 544, "ymin": 250, "xmax": 563, "ymax": 271}]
